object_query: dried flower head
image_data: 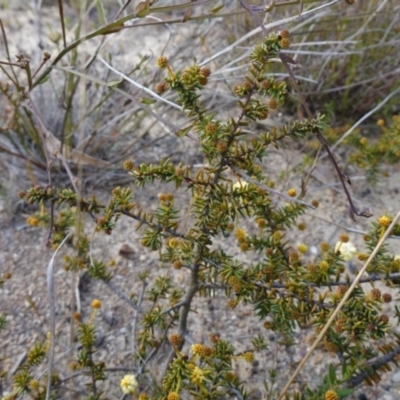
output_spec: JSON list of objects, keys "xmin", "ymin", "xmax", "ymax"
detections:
[
  {"xmin": 370, "ymin": 288, "xmax": 381, "ymax": 301},
  {"xmin": 320, "ymin": 242, "xmax": 330, "ymax": 252},
  {"xmin": 279, "ymin": 29, "xmax": 290, "ymax": 38},
  {"xmin": 173, "ymin": 260, "xmax": 183, "ymax": 270},
  {"xmin": 210, "ymin": 333, "xmax": 220, "ymax": 343},
  {"xmin": 335, "ymin": 319, "xmax": 344, "ymax": 333},
  {"xmin": 336, "ymin": 285, "xmax": 348, "ymax": 296},
  {"xmin": 382, "ymin": 293, "xmax": 392, "ymax": 303},
  {"xmin": 297, "ymin": 222, "xmax": 306, "ymax": 231},
  {"xmin": 279, "ymin": 38, "xmax": 291, "ymax": 49},
  {"xmin": 156, "ymin": 56, "xmax": 169, "ymax": 68},
  {"xmin": 259, "ymin": 80, "xmax": 270, "ymax": 90},
  {"xmin": 307, "ymin": 264, "xmax": 318, "ymax": 276},
  {"xmin": 123, "ymin": 159, "xmax": 135, "ymax": 171},
  {"xmin": 169, "ymin": 333, "xmax": 183, "ymax": 346},
  {"xmin": 310, "ymin": 199, "xmax": 319, "ymax": 208},
  {"xmin": 240, "ymin": 242, "xmax": 250, "ymax": 252},
  {"xmin": 175, "ymin": 167, "xmax": 185, "ymax": 177},
  {"xmin": 324, "ymin": 339, "xmax": 338, "ymax": 353},
  {"xmin": 200, "ymin": 66, "xmax": 211, "ymax": 77},
  {"xmin": 73, "ymin": 312, "xmax": 82, "ymax": 321},
  {"xmin": 268, "ymin": 98, "xmax": 278, "ymax": 110},
  {"xmin": 3, "ymin": 272, "xmax": 12, "ymax": 280},
  {"xmin": 155, "ymin": 81, "xmax": 168, "ymax": 94},
  {"xmin": 202, "ymin": 346, "xmax": 214, "ymax": 357},
  {"xmin": 380, "ymin": 314, "xmax": 389, "ymax": 324},
  {"xmin": 227, "ymin": 299, "xmax": 237, "ymax": 309},
  {"xmin": 198, "ymin": 75, "xmax": 208, "ymax": 85},
  {"xmin": 216, "ymin": 141, "xmax": 228, "ymax": 153},
  {"xmin": 357, "ymin": 253, "xmax": 369, "ymax": 261},
  {"xmin": 205, "ymin": 122, "xmax": 218, "ymax": 135},
  {"xmin": 29, "ymin": 379, "xmax": 40, "ymax": 390},
  {"xmin": 289, "ymin": 250, "xmax": 299, "ymax": 263}
]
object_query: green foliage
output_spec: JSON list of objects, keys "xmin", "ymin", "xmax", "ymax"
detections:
[
  {"xmin": 301, "ymin": 116, "xmax": 400, "ymax": 184},
  {"xmin": 346, "ymin": 117, "xmax": 400, "ymax": 183}
]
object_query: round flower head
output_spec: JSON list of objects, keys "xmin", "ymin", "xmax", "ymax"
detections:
[
  {"xmin": 377, "ymin": 119, "xmax": 385, "ymax": 126},
  {"xmin": 334, "ymin": 241, "xmax": 357, "ymax": 261},
  {"xmin": 91, "ymin": 299, "xmax": 101, "ymax": 309},
  {"xmin": 233, "ymin": 180, "xmax": 249, "ymax": 191},
  {"xmin": 325, "ymin": 390, "xmax": 339, "ymax": 400},
  {"xmin": 191, "ymin": 343, "xmax": 205, "ymax": 356},
  {"xmin": 120, "ymin": 374, "xmax": 138, "ymax": 394},
  {"xmin": 167, "ymin": 392, "xmax": 180, "ymax": 400},
  {"xmin": 378, "ymin": 215, "xmax": 391, "ymax": 228}
]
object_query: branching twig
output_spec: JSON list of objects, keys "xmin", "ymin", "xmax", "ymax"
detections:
[
  {"xmin": 162, "ymin": 253, "xmax": 202, "ymax": 375},
  {"xmin": 279, "ymin": 51, "xmax": 372, "ymax": 220},
  {"xmin": 58, "ymin": 0, "xmax": 67, "ymax": 48},
  {"xmin": 348, "ymin": 344, "xmax": 400, "ymax": 387},
  {"xmin": 102, "ymin": 280, "xmax": 142, "ymax": 312}
]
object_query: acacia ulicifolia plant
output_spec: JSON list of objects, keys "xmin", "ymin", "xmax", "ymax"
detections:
[{"xmin": 16, "ymin": 31, "xmax": 400, "ymax": 399}]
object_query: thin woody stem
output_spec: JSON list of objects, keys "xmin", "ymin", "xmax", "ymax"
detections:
[{"xmin": 278, "ymin": 51, "xmax": 372, "ymax": 220}]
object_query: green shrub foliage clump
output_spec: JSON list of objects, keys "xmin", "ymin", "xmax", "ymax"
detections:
[{"xmin": 3, "ymin": 28, "xmax": 400, "ymax": 400}]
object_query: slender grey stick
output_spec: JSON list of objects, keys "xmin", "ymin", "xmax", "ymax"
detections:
[{"xmin": 46, "ymin": 233, "xmax": 71, "ymax": 400}]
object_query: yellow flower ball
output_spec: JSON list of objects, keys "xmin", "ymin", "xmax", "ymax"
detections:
[
  {"xmin": 91, "ymin": 299, "xmax": 102, "ymax": 309},
  {"xmin": 378, "ymin": 215, "xmax": 391, "ymax": 228},
  {"xmin": 298, "ymin": 244, "xmax": 308, "ymax": 254},
  {"xmin": 325, "ymin": 390, "xmax": 339, "ymax": 400},
  {"xmin": 167, "ymin": 392, "xmax": 180, "ymax": 400}
]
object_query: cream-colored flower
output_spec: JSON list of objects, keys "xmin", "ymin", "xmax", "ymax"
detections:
[
  {"xmin": 334, "ymin": 241, "xmax": 357, "ymax": 261},
  {"xmin": 120, "ymin": 374, "xmax": 138, "ymax": 394},
  {"xmin": 232, "ymin": 180, "xmax": 249, "ymax": 191}
]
